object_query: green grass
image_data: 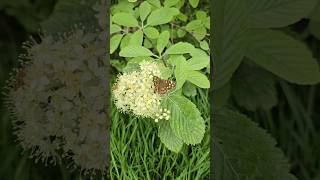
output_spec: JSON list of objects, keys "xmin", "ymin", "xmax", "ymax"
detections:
[
  {"xmin": 0, "ymin": 59, "xmax": 210, "ymax": 180},
  {"xmin": 109, "ymin": 87, "xmax": 210, "ymax": 179},
  {"xmin": 1, "ymin": 3, "xmax": 320, "ymax": 179},
  {"xmin": 249, "ymin": 81, "xmax": 320, "ymax": 180}
]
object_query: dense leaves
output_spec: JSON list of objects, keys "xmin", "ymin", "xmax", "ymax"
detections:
[
  {"xmin": 162, "ymin": 94, "xmax": 205, "ymax": 145},
  {"xmin": 232, "ymin": 62, "xmax": 278, "ymax": 111},
  {"xmin": 247, "ymin": 0, "xmax": 318, "ymax": 28},
  {"xmin": 119, "ymin": 45, "xmax": 154, "ymax": 57},
  {"xmin": 112, "ymin": 12, "xmax": 139, "ymax": 27},
  {"xmin": 110, "ymin": 0, "xmax": 210, "ymax": 152},
  {"xmin": 147, "ymin": 7, "xmax": 177, "ymax": 26},
  {"xmin": 213, "ymin": 0, "xmax": 320, "ymax": 88},
  {"xmin": 212, "ymin": 0, "xmax": 248, "ymax": 89},
  {"xmin": 41, "ymin": 0, "xmax": 97, "ymax": 35},
  {"xmin": 213, "ymin": 0, "xmax": 320, "ymax": 179},
  {"xmin": 245, "ymin": 29, "xmax": 320, "ymax": 85},
  {"xmin": 214, "ymin": 109, "xmax": 297, "ymax": 180},
  {"xmin": 165, "ymin": 42, "xmax": 195, "ymax": 55}
]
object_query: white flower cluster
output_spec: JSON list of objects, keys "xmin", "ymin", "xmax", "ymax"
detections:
[
  {"xmin": 154, "ymin": 108, "xmax": 171, "ymax": 122},
  {"xmin": 113, "ymin": 61, "xmax": 170, "ymax": 122},
  {"xmin": 5, "ymin": 29, "xmax": 108, "ymax": 176}
]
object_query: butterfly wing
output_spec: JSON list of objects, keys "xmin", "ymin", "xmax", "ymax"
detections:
[{"xmin": 153, "ymin": 76, "xmax": 176, "ymax": 94}]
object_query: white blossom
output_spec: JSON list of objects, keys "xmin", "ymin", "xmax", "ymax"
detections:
[
  {"xmin": 112, "ymin": 61, "xmax": 171, "ymax": 122},
  {"xmin": 4, "ymin": 27, "xmax": 108, "ymax": 177}
]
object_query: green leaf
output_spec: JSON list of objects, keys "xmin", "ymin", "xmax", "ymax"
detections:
[
  {"xmin": 122, "ymin": 58, "xmax": 148, "ymax": 73},
  {"xmin": 309, "ymin": 1, "xmax": 320, "ymax": 21},
  {"xmin": 213, "ymin": 0, "xmax": 248, "ymax": 89},
  {"xmin": 186, "ymin": 19, "xmax": 202, "ymax": 30},
  {"xmin": 196, "ymin": 11, "xmax": 207, "ymax": 21},
  {"xmin": 247, "ymin": 0, "xmax": 318, "ymax": 28},
  {"xmin": 214, "ymin": 109, "xmax": 297, "ymax": 180},
  {"xmin": 165, "ymin": 42, "xmax": 195, "ymax": 55},
  {"xmin": 144, "ymin": 38, "xmax": 153, "ymax": 48},
  {"xmin": 143, "ymin": 27, "xmax": 160, "ymax": 39},
  {"xmin": 128, "ymin": 56, "xmax": 154, "ymax": 64},
  {"xmin": 111, "ymin": 24, "xmax": 122, "ymax": 34},
  {"xmin": 157, "ymin": 31, "xmax": 170, "ymax": 54},
  {"xmin": 112, "ymin": 12, "xmax": 139, "ymax": 27},
  {"xmin": 120, "ymin": 34, "xmax": 132, "ymax": 49},
  {"xmin": 119, "ymin": 46, "xmax": 154, "ymax": 57},
  {"xmin": 309, "ymin": 20, "xmax": 320, "ymax": 40},
  {"xmin": 186, "ymin": 56, "xmax": 210, "ymax": 70},
  {"xmin": 182, "ymin": 82, "xmax": 197, "ymax": 97},
  {"xmin": 177, "ymin": 29, "xmax": 187, "ymax": 37},
  {"xmin": 231, "ymin": 62, "xmax": 278, "ymax": 111},
  {"xmin": 158, "ymin": 121, "xmax": 183, "ymax": 153},
  {"xmin": 162, "ymin": 94, "xmax": 205, "ymax": 145},
  {"xmin": 41, "ymin": 0, "xmax": 97, "ymax": 35},
  {"xmin": 123, "ymin": 63, "xmax": 140, "ymax": 73},
  {"xmin": 200, "ymin": 40, "xmax": 209, "ymax": 50},
  {"xmin": 6, "ymin": 8, "xmax": 39, "ymax": 32},
  {"xmin": 187, "ymin": 71, "xmax": 210, "ymax": 88},
  {"xmin": 129, "ymin": 30, "xmax": 143, "ymax": 46},
  {"xmin": 139, "ymin": 1, "xmax": 151, "ymax": 22},
  {"xmin": 147, "ymin": 0, "xmax": 161, "ymax": 7},
  {"xmin": 190, "ymin": 48, "xmax": 208, "ymax": 57},
  {"xmin": 147, "ymin": 7, "xmax": 175, "ymax": 26},
  {"xmin": 111, "ymin": 59, "xmax": 126, "ymax": 72},
  {"xmin": 173, "ymin": 56, "xmax": 188, "ymax": 90},
  {"xmin": 189, "ymin": 0, "xmax": 199, "ymax": 8},
  {"xmin": 204, "ymin": 17, "xmax": 210, "ymax": 29},
  {"xmin": 192, "ymin": 27, "xmax": 207, "ymax": 41},
  {"xmin": 110, "ymin": 34, "xmax": 124, "ymax": 54},
  {"xmin": 177, "ymin": 13, "xmax": 188, "ymax": 22},
  {"xmin": 123, "ymin": 57, "xmax": 154, "ymax": 73},
  {"xmin": 245, "ymin": 29, "xmax": 320, "ymax": 85},
  {"xmin": 186, "ymin": 20, "xmax": 207, "ymax": 40},
  {"xmin": 111, "ymin": 1, "xmax": 135, "ymax": 14},
  {"xmin": 175, "ymin": 0, "xmax": 185, "ymax": 9},
  {"xmin": 157, "ymin": 63, "xmax": 173, "ymax": 79},
  {"xmin": 168, "ymin": 7, "xmax": 180, "ymax": 16},
  {"xmin": 164, "ymin": 0, "xmax": 180, "ymax": 7}
]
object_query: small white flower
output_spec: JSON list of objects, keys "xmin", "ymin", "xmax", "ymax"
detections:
[
  {"xmin": 4, "ymin": 24, "xmax": 108, "ymax": 176},
  {"xmin": 112, "ymin": 61, "xmax": 162, "ymax": 118}
]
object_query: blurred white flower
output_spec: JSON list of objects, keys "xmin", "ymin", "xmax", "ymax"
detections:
[{"xmin": 4, "ymin": 26, "xmax": 108, "ymax": 177}]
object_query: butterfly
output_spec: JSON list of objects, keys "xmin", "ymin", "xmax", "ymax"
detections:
[{"xmin": 153, "ymin": 76, "xmax": 176, "ymax": 94}]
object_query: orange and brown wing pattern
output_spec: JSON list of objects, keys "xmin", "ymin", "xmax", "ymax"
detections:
[{"xmin": 153, "ymin": 76, "xmax": 176, "ymax": 94}]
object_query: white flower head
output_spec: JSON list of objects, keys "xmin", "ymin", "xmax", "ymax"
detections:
[
  {"xmin": 4, "ymin": 28, "xmax": 108, "ymax": 177},
  {"xmin": 113, "ymin": 61, "xmax": 169, "ymax": 121}
]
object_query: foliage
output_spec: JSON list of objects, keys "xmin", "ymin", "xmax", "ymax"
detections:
[
  {"xmin": 0, "ymin": 0, "xmax": 55, "ymax": 32},
  {"xmin": 110, "ymin": 0, "xmax": 210, "ymax": 152},
  {"xmin": 0, "ymin": 0, "xmax": 320, "ymax": 179},
  {"xmin": 213, "ymin": 0, "xmax": 320, "ymax": 179},
  {"xmin": 1, "ymin": 0, "xmax": 108, "ymax": 179},
  {"xmin": 109, "ymin": 84, "xmax": 210, "ymax": 179},
  {"xmin": 214, "ymin": 109, "xmax": 297, "ymax": 180},
  {"xmin": 41, "ymin": 0, "xmax": 98, "ymax": 35}
]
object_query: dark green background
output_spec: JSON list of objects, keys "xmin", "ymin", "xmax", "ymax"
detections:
[{"xmin": 0, "ymin": 0, "xmax": 320, "ymax": 179}]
